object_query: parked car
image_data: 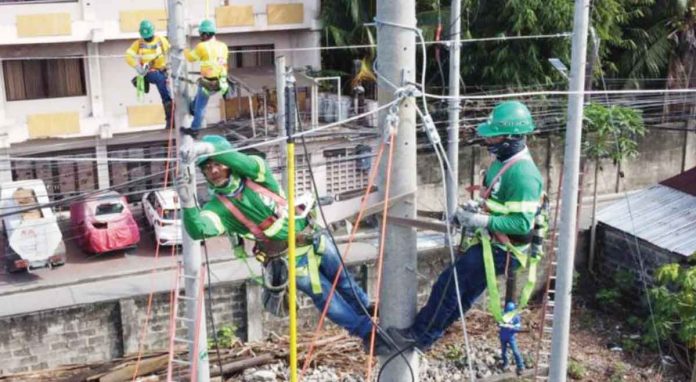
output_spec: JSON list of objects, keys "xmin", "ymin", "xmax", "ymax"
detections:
[
  {"xmin": 70, "ymin": 191, "xmax": 140, "ymax": 255},
  {"xmin": 1, "ymin": 180, "xmax": 66, "ymax": 272},
  {"xmin": 142, "ymin": 189, "xmax": 182, "ymax": 246}
]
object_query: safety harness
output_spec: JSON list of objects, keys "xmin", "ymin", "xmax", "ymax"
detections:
[
  {"xmin": 216, "ymin": 179, "xmax": 324, "ymax": 297},
  {"xmin": 460, "ymin": 152, "xmax": 549, "ymax": 324}
]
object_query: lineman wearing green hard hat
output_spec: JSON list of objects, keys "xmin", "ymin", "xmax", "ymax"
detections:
[
  {"xmin": 177, "ymin": 135, "xmax": 378, "ymax": 344},
  {"xmin": 182, "ymin": 20, "xmax": 231, "ymax": 138},
  {"xmin": 374, "ymin": 101, "xmax": 546, "ymax": 357},
  {"xmin": 125, "ymin": 20, "xmax": 173, "ymax": 128}
]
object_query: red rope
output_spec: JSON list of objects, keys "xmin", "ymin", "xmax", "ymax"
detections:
[
  {"xmin": 299, "ymin": 141, "xmax": 387, "ymax": 378},
  {"xmin": 366, "ymin": 131, "xmax": 396, "ymax": 381}
]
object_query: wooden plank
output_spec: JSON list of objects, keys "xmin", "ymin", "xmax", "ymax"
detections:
[
  {"xmin": 126, "ymin": 104, "xmax": 165, "ymax": 128},
  {"xmin": 119, "ymin": 9, "xmax": 167, "ymax": 33},
  {"xmin": 96, "ymin": 354, "xmax": 168, "ymax": 382},
  {"xmin": 216, "ymin": 5, "xmax": 255, "ymax": 27},
  {"xmin": 27, "ymin": 112, "xmax": 80, "ymax": 138},
  {"xmin": 266, "ymin": 4, "xmax": 304, "ymax": 25},
  {"xmin": 16, "ymin": 13, "xmax": 71, "ymax": 37}
]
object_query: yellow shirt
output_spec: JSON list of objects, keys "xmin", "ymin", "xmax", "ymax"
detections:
[
  {"xmin": 184, "ymin": 37, "xmax": 229, "ymax": 79},
  {"xmin": 125, "ymin": 35, "xmax": 170, "ymax": 70}
]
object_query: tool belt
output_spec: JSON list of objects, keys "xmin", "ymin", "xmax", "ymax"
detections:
[
  {"xmin": 253, "ymin": 226, "xmax": 315, "ymax": 265},
  {"xmin": 198, "ymin": 77, "xmax": 222, "ymax": 92}
]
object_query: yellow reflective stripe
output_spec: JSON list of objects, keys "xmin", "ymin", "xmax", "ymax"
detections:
[
  {"xmin": 486, "ymin": 199, "xmax": 509, "ymax": 214},
  {"xmin": 252, "ymin": 156, "xmax": 267, "ymax": 183},
  {"xmin": 505, "ymin": 200, "xmax": 540, "ymax": 213},
  {"xmin": 201, "ymin": 210, "xmax": 225, "ymax": 234},
  {"xmin": 262, "ymin": 217, "xmax": 285, "ymax": 238},
  {"xmin": 126, "ymin": 49, "xmax": 138, "ymax": 57}
]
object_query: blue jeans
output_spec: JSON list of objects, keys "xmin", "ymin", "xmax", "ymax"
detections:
[
  {"xmin": 191, "ymin": 84, "xmax": 211, "ymax": 130},
  {"xmin": 144, "ymin": 70, "xmax": 171, "ymax": 103},
  {"xmin": 501, "ymin": 336, "xmax": 525, "ymax": 370},
  {"xmin": 409, "ymin": 243, "xmax": 518, "ymax": 349},
  {"xmin": 295, "ymin": 237, "xmax": 373, "ymax": 338}
]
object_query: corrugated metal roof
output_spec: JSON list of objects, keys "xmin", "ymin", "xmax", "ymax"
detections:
[{"xmin": 597, "ymin": 184, "xmax": 696, "ymax": 257}]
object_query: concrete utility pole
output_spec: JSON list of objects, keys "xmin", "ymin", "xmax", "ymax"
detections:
[
  {"xmin": 275, "ymin": 56, "xmax": 287, "ymax": 189},
  {"xmin": 168, "ymin": 1, "xmax": 210, "ymax": 380},
  {"xmin": 446, "ymin": 0, "xmax": 462, "ymax": 218},
  {"xmin": 376, "ymin": 0, "xmax": 419, "ymax": 381},
  {"xmin": 549, "ymin": 1, "xmax": 591, "ymax": 381}
]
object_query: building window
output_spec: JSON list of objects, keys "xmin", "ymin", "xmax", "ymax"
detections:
[
  {"xmin": 229, "ymin": 45, "xmax": 274, "ymax": 69},
  {"xmin": 2, "ymin": 58, "xmax": 86, "ymax": 101}
]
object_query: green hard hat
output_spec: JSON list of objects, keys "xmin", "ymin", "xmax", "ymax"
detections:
[
  {"xmin": 199, "ymin": 19, "xmax": 217, "ymax": 34},
  {"xmin": 196, "ymin": 135, "xmax": 232, "ymax": 167},
  {"xmin": 139, "ymin": 20, "xmax": 155, "ymax": 39},
  {"xmin": 476, "ymin": 101, "xmax": 535, "ymax": 137}
]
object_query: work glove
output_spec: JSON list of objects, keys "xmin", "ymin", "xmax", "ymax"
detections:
[
  {"xmin": 180, "ymin": 140, "xmax": 215, "ymax": 165},
  {"xmin": 453, "ymin": 207, "xmax": 490, "ymax": 229},
  {"xmin": 175, "ymin": 177, "xmax": 197, "ymax": 209},
  {"xmin": 135, "ymin": 64, "xmax": 147, "ymax": 76}
]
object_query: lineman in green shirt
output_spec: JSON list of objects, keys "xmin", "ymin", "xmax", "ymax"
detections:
[
  {"xmin": 177, "ymin": 135, "xmax": 377, "ymax": 344},
  {"xmin": 376, "ymin": 100, "xmax": 544, "ymax": 354}
]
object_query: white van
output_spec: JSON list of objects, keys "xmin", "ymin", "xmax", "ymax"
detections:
[
  {"xmin": 141, "ymin": 189, "xmax": 182, "ymax": 246},
  {"xmin": 1, "ymin": 180, "xmax": 66, "ymax": 272}
]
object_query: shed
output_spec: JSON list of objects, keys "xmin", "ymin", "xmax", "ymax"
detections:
[{"xmin": 595, "ymin": 167, "xmax": 696, "ymax": 287}]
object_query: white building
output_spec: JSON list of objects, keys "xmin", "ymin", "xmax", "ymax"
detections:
[{"xmin": 0, "ymin": 0, "xmax": 322, "ymax": 197}]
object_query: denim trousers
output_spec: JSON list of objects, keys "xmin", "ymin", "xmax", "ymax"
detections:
[
  {"xmin": 409, "ymin": 243, "xmax": 518, "ymax": 349},
  {"xmin": 501, "ymin": 336, "xmax": 525, "ymax": 369},
  {"xmin": 191, "ymin": 84, "xmax": 211, "ymax": 130},
  {"xmin": 295, "ymin": 236, "xmax": 373, "ymax": 338},
  {"xmin": 144, "ymin": 70, "xmax": 171, "ymax": 103}
]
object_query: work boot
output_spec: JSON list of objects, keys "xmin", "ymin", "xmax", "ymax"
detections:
[
  {"xmin": 386, "ymin": 326, "xmax": 417, "ymax": 351},
  {"xmin": 180, "ymin": 127, "xmax": 199, "ymax": 139},
  {"xmin": 163, "ymin": 101, "xmax": 174, "ymax": 129}
]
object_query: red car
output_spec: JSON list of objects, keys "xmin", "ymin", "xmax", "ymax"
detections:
[{"xmin": 70, "ymin": 191, "xmax": 140, "ymax": 254}]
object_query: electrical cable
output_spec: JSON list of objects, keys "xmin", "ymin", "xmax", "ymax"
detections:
[{"xmin": 294, "ymin": 97, "xmax": 416, "ymax": 382}]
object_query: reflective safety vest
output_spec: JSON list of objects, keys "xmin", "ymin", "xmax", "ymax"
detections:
[
  {"xmin": 217, "ymin": 179, "xmax": 324, "ymax": 295},
  {"xmin": 461, "ymin": 151, "xmax": 549, "ymax": 324},
  {"xmin": 185, "ymin": 38, "xmax": 229, "ymax": 79},
  {"xmin": 125, "ymin": 35, "xmax": 170, "ymax": 70}
]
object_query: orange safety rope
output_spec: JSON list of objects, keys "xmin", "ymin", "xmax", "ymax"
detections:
[
  {"xmin": 131, "ymin": 101, "xmax": 180, "ymax": 381},
  {"xmin": 299, "ymin": 141, "xmax": 387, "ymax": 378},
  {"xmin": 366, "ymin": 131, "xmax": 397, "ymax": 381}
]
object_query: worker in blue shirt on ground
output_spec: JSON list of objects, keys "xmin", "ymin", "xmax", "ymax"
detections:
[{"xmin": 499, "ymin": 301, "xmax": 525, "ymax": 375}]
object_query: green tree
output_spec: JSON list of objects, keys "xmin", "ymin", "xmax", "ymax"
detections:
[
  {"xmin": 648, "ymin": 260, "xmax": 696, "ymax": 380},
  {"xmin": 617, "ymin": 0, "xmax": 696, "ymax": 89},
  {"xmin": 582, "ymin": 103, "xmax": 646, "ymax": 271}
]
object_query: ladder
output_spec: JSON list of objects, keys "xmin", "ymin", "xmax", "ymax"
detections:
[
  {"xmin": 167, "ymin": 262, "xmax": 207, "ymax": 382},
  {"xmin": 533, "ymin": 238, "xmax": 558, "ymax": 381}
]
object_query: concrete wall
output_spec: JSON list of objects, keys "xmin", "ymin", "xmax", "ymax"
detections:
[
  {"xmin": 0, "ymin": 282, "xmax": 247, "ymax": 375},
  {"xmin": 416, "ymin": 127, "xmax": 696, "ymax": 212}
]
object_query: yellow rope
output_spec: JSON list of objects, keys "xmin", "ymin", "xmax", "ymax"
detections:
[{"xmin": 287, "ymin": 141, "xmax": 298, "ymax": 382}]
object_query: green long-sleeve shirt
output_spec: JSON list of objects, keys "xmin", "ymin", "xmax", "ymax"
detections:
[
  {"xmin": 483, "ymin": 148, "xmax": 543, "ymax": 238},
  {"xmin": 182, "ymin": 150, "xmax": 308, "ymax": 241}
]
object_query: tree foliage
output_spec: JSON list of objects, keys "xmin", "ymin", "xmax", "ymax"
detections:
[
  {"xmin": 647, "ymin": 261, "xmax": 696, "ymax": 352},
  {"xmin": 582, "ymin": 103, "xmax": 646, "ymax": 162}
]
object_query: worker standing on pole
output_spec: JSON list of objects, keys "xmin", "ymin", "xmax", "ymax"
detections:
[
  {"xmin": 375, "ymin": 101, "xmax": 544, "ymax": 354},
  {"xmin": 182, "ymin": 19, "xmax": 231, "ymax": 138},
  {"xmin": 125, "ymin": 20, "xmax": 173, "ymax": 128},
  {"xmin": 176, "ymin": 135, "xmax": 379, "ymax": 344}
]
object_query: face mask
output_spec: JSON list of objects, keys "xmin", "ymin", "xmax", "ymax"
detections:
[
  {"xmin": 144, "ymin": 37, "xmax": 154, "ymax": 42},
  {"xmin": 486, "ymin": 136, "xmax": 526, "ymax": 160}
]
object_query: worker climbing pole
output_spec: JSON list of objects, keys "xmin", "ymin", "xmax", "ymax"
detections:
[{"xmin": 125, "ymin": 19, "xmax": 173, "ymax": 129}]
